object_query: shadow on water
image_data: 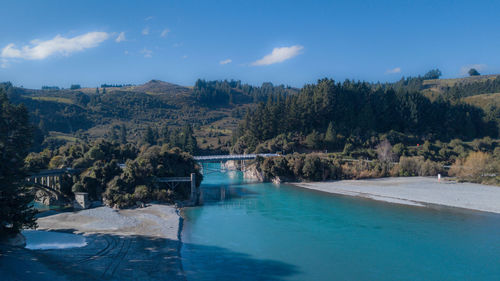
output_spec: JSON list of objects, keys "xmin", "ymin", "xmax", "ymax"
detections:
[
  {"xmin": 182, "ymin": 242, "xmax": 299, "ymax": 281},
  {"xmin": 199, "ymin": 184, "xmax": 259, "ymax": 204},
  {"xmin": 0, "ymin": 229, "xmax": 298, "ymax": 281}
]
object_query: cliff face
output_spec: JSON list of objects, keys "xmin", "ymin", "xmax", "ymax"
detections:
[
  {"xmin": 242, "ymin": 163, "xmax": 289, "ymax": 184},
  {"xmin": 243, "ymin": 163, "xmax": 264, "ymax": 182},
  {"xmin": 223, "ymin": 160, "xmax": 239, "ymax": 170}
]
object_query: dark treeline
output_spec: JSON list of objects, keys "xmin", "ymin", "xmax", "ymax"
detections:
[
  {"xmin": 140, "ymin": 124, "xmax": 199, "ymax": 155},
  {"xmin": 41, "ymin": 86, "xmax": 60, "ymax": 90},
  {"xmin": 375, "ymin": 69, "xmax": 442, "ymax": 93},
  {"xmin": 193, "ymin": 79, "xmax": 297, "ymax": 106},
  {"xmin": 234, "ymin": 79, "xmax": 496, "ymax": 152},
  {"xmin": 442, "ymin": 76, "xmax": 500, "ymax": 100},
  {"xmin": 100, "ymin": 84, "xmax": 133, "ymax": 88}
]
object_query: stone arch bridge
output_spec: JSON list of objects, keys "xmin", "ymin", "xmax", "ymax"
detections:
[{"xmin": 25, "ymin": 168, "xmax": 79, "ymax": 205}]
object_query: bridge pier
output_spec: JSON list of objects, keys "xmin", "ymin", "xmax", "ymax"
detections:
[{"xmin": 190, "ymin": 173, "xmax": 198, "ymax": 204}]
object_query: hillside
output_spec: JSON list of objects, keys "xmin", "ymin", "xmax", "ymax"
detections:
[
  {"xmin": 421, "ymin": 74, "xmax": 500, "ymax": 100},
  {"xmin": 463, "ymin": 92, "xmax": 500, "ymax": 110},
  {"xmin": 1, "ymin": 73, "xmax": 499, "ymax": 154},
  {"xmin": 0, "ymin": 79, "xmax": 294, "ymax": 152},
  {"xmin": 125, "ymin": 80, "xmax": 192, "ymax": 95}
]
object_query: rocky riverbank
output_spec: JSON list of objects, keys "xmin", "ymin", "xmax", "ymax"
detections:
[
  {"xmin": 243, "ymin": 163, "xmax": 265, "ymax": 181},
  {"xmin": 293, "ymin": 177, "xmax": 500, "ymax": 214}
]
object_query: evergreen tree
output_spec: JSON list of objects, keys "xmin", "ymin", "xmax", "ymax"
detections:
[
  {"xmin": 109, "ymin": 127, "xmax": 119, "ymax": 142},
  {"xmin": 119, "ymin": 124, "xmax": 127, "ymax": 144},
  {"xmin": 0, "ymin": 92, "xmax": 37, "ymax": 238},
  {"xmin": 144, "ymin": 126, "xmax": 156, "ymax": 145},
  {"xmin": 468, "ymin": 68, "xmax": 480, "ymax": 76},
  {"xmin": 324, "ymin": 122, "xmax": 336, "ymax": 149}
]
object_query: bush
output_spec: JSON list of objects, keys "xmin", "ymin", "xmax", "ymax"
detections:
[
  {"xmin": 396, "ymin": 156, "xmax": 442, "ymax": 176},
  {"xmin": 48, "ymin": 155, "xmax": 65, "ymax": 169},
  {"xmin": 449, "ymin": 152, "xmax": 497, "ymax": 183},
  {"xmin": 341, "ymin": 160, "xmax": 388, "ymax": 179},
  {"xmin": 133, "ymin": 185, "xmax": 150, "ymax": 201}
]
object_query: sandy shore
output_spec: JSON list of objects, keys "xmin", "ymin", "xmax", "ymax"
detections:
[
  {"xmin": 0, "ymin": 204, "xmax": 185, "ymax": 280},
  {"xmin": 293, "ymin": 177, "xmax": 500, "ymax": 214},
  {"xmin": 37, "ymin": 204, "xmax": 181, "ymax": 239}
]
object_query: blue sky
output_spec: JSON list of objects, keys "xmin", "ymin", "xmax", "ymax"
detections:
[{"xmin": 1, "ymin": 0, "xmax": 499, "ymax": 88}]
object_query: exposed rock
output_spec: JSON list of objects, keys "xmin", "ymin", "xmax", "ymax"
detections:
[
  {"xmin": 272, "ymin": 176, "xmax": 282, "ymax": 184},
  {"xmin": 243, "ymin": 164, "xmax": 264, "ymax": 181},
  {"xmin": 35, "ymin": 190, "xmax": 60, "ymax": 206},
  {"xmin": 223, "ymin": 160, "xmax": 239, "ymax": 170}
]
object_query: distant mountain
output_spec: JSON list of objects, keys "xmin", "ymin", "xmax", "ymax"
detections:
[{"xmin": 124, "ymin": 80, "xmax": 192, "ymax": 95}]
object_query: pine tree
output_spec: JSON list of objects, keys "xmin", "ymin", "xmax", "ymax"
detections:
[
  {"xmin": 119, "ymin": 125, "xmax": 127, "ymax": 144},
  {"xmin": 0, "ymin": 92, "xmax": 37, "ymax": 238},
  {"xmin": 144, "ymin": 126, "xmax": 156, "ymax": 145},
  {"xmin": 324, "ymin": 121, "xmax": 336, "ymax": 149}
]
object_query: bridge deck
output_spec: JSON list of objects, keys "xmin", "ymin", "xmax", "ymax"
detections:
[{"xmin": 193, "ymin": 153, "xmax": 279, "ymax": 162}]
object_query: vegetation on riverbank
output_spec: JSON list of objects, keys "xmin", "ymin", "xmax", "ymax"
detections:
[
  {"xmin": 251, "ymin": 138, "xmax": 499, "ymax": 185},
  {"xmin": 25, "ymin": 141, "xmax": 202, "ymax": 208},
  {"xmin": 252, "ymin": 153, "xmax": 445, "ymax": 182}
]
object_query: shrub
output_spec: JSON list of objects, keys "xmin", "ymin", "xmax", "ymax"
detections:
[
  {"xmin": 133, "ymin": 185, "xmax": 150, "ymax": 201},
  {"xmin": 449, "ymin": 152, "xmax": 497, "ymax": 183},
  {"xmin": 48, "ymin": 155, "xmax": 65, "ymax": 169},
  {"xmin": 397, "ymin": 156, "xmax": 442, "ymax": 177}
]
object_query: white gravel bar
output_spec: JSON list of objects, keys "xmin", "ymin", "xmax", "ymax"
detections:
[
  {"xmin": 37, "ymin": 204, "xmax": 180, "ymax": 240},
  {"xmin": 293, "ymin": 177, "xmax": 500, "ymax": 214}
]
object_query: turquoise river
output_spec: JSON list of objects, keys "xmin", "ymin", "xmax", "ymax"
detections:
[{"xmin": 181, "ymin": 170, "xmax": 500, "ymax": 281}]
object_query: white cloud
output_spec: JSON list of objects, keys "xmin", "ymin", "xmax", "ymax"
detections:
[
  {"xmin": 124, "ymin": 50, "xmax": 129, "ymax": 55},
  {"xmin": 460, "ymin": 64, "xmax": 487, "ymax": 75},
  {"xmin": 141, "ymin": 48, "xmax": 152, "ymax": 58},
  {"xmin": 220, "ymin": 59, "xmax": 232, "ymax": 65},
  {"xmin": 182, "ymin": 55, "xmax": 188, "ymax": 59},
  {"xmin": 251, "ymin": 45, "xmax": 303, "ymax": 66},
  {"xmin": 115, "ymin": 32, "xmax": 126, "ymax": 43},
  {"xmin": 1, "ymin": 32, "xmax": 109, "ymax": 63},
  {"xmin": 173, "ymin": 42, "xmax": 183, "ymax": 48},
  {"xmin": 145, "ymin": 16, "xmax": 154, "ymax": 21},
  {"xmin": 386, "ymin": 67, "xmax": 401, "ymax": 74},
  {"xmin": 160, "ymin": 29, "xmax": 170, "ymax": 37},
  {"xmin": 142, "ymin": 27, "xmax": 150, "ymax": 35}
]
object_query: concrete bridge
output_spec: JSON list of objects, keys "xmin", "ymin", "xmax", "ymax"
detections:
[
  {"xmin": 26, "ymin": 168, "xmax": 79, "ymax": 190},
  {"xmin": 193, "ymin": 153, "xmax": 279, "ymax": 162},
  {"xmin": 25, "ymin": 168, "xmax": 78, "ymax": 205}
]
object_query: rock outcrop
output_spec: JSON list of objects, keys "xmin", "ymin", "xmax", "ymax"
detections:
[{"xmin": 243, "ymin": 164, "xmax": 264, "ymax": 181}]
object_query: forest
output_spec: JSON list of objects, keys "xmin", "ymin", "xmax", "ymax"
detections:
[{"xmin": 232, "ymin": 78, "xmax": 497, "ymax": 154}]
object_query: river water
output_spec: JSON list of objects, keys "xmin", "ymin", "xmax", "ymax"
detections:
[{"xmin": 181, "ymin": 170, "xmax": 500, "ymax": 280}]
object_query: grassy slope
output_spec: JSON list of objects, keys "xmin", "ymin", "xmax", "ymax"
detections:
[
  {"xmin": 463, "ymin": 92, "xmax": 500, "ymax": 110},
  {"xmin": 422, "ymin": 74, "xmax": 500, "ymax": 100}
]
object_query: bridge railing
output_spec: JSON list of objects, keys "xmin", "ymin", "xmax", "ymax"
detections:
[{"xmin": 193, "ymin": 153, "xmax": 280, "ymax": 161}]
